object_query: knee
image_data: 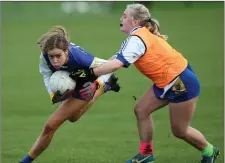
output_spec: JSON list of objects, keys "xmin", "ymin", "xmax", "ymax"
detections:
[
  {"xmin": 68, "ymin": 108, "xmax": 84, "ymax": 123},
  {"xmin": 68, "ymin": 118, "xmax": 76, "ymax": 123},
  {"xmin": 171, "ymin": 126, "xmax": 188, "ymax": 139},
  {"xmin": 134, "ymin": 103, "xmax": 149, "ymax": 119},
  {"xmin": 68, "ymin": 116, "xmax": 79, "ymax": 123},
  {"xmin": 43, "ymin": 123, "xmax": 58, "ymax": 136}
]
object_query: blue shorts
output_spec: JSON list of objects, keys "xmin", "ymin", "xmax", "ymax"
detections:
[
  {"xmin": 72, "ymin": 94, "xmax": 85, "ymax": 100},
  {"xmin": 153, "ymin": 64, "xmax": 200, "ymax": 103}
]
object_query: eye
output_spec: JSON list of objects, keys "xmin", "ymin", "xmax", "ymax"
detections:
[
  {"xmin": 56, "ymin": 55, "xmax": 61, "ymax": 59},
  {"xmin": 48, "ymin": 55, "xmax": 53, "ymax": 59}
]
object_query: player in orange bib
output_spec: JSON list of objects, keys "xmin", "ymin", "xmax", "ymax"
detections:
[{"xmin": 75, "ymin": 3, "xmax": 219, "ymax": 163}]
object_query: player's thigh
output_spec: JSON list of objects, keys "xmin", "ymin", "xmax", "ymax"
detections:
[
  {"xmin": 68, "ymin": 89, "xmax": 104, "ymax": 121},
  {"xmin": 167, "ymin": 64, "xmax": 200, "ymax": 130},
  {"xmin": 169, "ymin": 97, "xmax": 198, "ymax": 131},
  {"xmin": 135, "ymin": 86, "xmax": 169, "ymax": 115},
  {"xmin": 48, "ymin": 98, "xmax": 88, "ymax": 126},
  {"xmin": 80, "ymin": 89, "xmax": 104, "ymax": 112}
]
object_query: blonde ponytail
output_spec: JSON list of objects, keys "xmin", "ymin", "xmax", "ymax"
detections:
[{"xmin": 147, "ymin": 18, "xmax": 168, "ymax": 40}]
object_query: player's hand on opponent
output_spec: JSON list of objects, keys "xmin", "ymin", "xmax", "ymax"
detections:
[
  {"xmin": 80, "ymin": 74, "xmax": 121, "ymax": 100},
  {"xmin": 79, "ymin": 81, "xmax": 99, "ymax": 101},
  {"xmin": 51, "ymin": 89, "xmax": 74, "ymax": 104},
  {"xmin": 104, "ymin": 74, "xmax": 121, "ymax": 92}
]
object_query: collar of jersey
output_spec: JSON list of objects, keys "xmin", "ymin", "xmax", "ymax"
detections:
[{"xmin": 129, "ymin": 26, "xmax": 142, "ymax": 36}]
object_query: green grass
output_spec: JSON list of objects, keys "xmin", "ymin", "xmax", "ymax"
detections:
[{"xmin": 2, "ymin": 2, "xmax": 224, "ymax": 163}]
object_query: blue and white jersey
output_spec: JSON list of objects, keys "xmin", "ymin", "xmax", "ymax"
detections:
[
  {"xmin": 116, "ymin": 27, "xmax": 146, "ymax": 68},
  {"xmin": 39, "ymin": 42, "xmax": 112, "ymax": 94}
]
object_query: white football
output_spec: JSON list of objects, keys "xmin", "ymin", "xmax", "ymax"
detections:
[{"xmin": 49, "ymin": 70, "xmax": 76, "ymax": 95}]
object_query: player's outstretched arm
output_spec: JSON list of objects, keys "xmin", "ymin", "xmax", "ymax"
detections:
[{"xmin": 92, "ymin": 58, "xmax": 124, "ymax": 76}]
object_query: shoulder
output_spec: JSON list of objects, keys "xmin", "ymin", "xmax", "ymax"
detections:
[
  {"xmin": 129, "ymin": 35, "xmax": 144, "ymax": 44},
  {"xmin": 40, "ymin": 53, "xmax": 48, "ymax": 64},
  {"xmin": 69, "ymin": 42, "xmax": 83, "ymax": 50},
  {"xmin": 120, "ymin": 36, "xmax": 143, "ymax": 50},
  {"xmin": 121, "ymin": 36, "xmax": 146, "ymax": 53},
  {"xmin": 69, "ymin": 42, "xmax": 86, "ymax": 53}
]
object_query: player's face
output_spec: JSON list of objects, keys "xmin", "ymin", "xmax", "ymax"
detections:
[
  {"xmin": 48, "ymin": 48, "xmax": 68, "ymax": 69},
  {"xmin": 120, "ymin": 8, "xmax": 138, "ymax": 34}
]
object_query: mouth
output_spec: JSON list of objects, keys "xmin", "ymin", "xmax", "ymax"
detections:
[
  {"xmin": 53, "ymin": 65, "xmax": 61, "ymax": 69},
  {"xmin": 120, "ymin": 23, "xmax": 123, "ymax": 27}
]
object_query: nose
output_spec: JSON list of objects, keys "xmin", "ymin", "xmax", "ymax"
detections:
[
  {"xmin": 52, "ymin": 57, "xmax": 58, "ymax": 63},
  {"xmin": 120, "ymin": 16, "xmax": 122, "ymax": 21}
]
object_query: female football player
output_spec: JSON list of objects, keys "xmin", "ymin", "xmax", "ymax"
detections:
[
  {"xmin": 77, "ymin": 3, "xmax": 219, "ymax": 163},
  {"xmin": 19, "ymin": 26, "xmax": 120, "ymax": 163}
]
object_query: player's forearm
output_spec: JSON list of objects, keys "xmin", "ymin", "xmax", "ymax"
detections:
[
  {"xmin": 93, "ymin": 59, "xmax": 123, "ymax": 76},
  {"xmin": 90, "ymin": 55, "xmax": 117, "ymax": 68}
]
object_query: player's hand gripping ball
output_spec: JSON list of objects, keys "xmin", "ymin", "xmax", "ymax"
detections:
[{"xmin": 49, "ymin": 70, "xmax": 76, "ymax": 104}]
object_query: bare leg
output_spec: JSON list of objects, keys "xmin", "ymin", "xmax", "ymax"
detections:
[
  {"xmin": 135, "ymin": 87, "xmax": 168, "ymax": 143},
  {"xmin": 169, "ymin": 97, "xmax": 208, "ymax": 150},
  {"xmin": 28, "ymin": 98, "xmax": 87, "ymax": 159},
  {"xmin": 67, "ymin": 89, "xmax": 104, "ymax": 122}
]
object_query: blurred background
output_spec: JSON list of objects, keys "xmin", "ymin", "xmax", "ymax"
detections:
[{"xmin": 2, "ymin": 1, "xmax": 224, "ymax": 163}]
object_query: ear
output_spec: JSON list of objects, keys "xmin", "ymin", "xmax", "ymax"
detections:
[{"xmin": 132, "ymin": 19, "xmax": 140, "ymax": 26}]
